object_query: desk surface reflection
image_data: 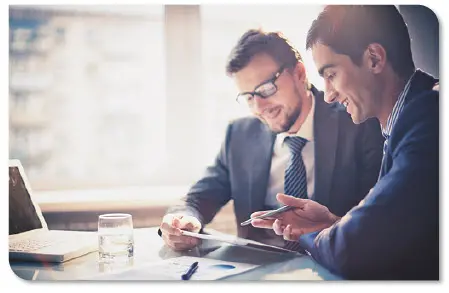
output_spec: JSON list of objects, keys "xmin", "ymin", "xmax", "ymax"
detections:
[{"xmin": 10, "ymin": 227, "xmax": 341, "ymax": 281}]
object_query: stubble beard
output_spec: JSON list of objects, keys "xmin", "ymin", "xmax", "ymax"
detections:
[{"xmin": 265, "ymin": 106, "xmax": 301, "ymax": 134}]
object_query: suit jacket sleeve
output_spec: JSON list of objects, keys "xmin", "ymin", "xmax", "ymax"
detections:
[
  {"xmin": 299, "ymin": 92, "xmax": 439, "ymax": 279},
  {"xmin": 165, "ymin": 123, "xmax": 233, "ymax": 226}
]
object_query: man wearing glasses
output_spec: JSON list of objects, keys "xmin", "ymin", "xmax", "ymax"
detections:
[
  {"xmin": 250, "ymin": 6, "xmax": 439, "ymax": 279},
  {"xmin": 159, "ymin": 29, "xmax": 384, "ymax": 251}
]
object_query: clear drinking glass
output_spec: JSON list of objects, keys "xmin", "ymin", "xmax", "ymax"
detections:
[{"xmin": 98, "ymin": 213, "xmax": 134, "ymax": 263}]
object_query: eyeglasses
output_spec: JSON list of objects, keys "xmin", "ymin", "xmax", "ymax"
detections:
[{"xmin": 236, "ymin": 65, "xmax": 286, "ymax": 106}]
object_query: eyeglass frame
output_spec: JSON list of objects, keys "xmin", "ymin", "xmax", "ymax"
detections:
[{"xmin": 236, "ymin": 64, "xmax": 287, "ymax": 106}]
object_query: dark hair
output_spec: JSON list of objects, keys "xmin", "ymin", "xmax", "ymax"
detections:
[
  {"xmin": 226, "ymin": 29, "xmax": 302, "ymax": 75},
  {"xmin": 306, "ymin": 5, "xmax": 415, "ymax": 78}
]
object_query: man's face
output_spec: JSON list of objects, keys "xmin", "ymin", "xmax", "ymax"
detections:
[
  {"xmin": 311, "ymin": 43, "xmax": 380, "ymax": 124},
  {"xmin": 233, "ymin": 53, "xmax": 305, "ymax": 133}
]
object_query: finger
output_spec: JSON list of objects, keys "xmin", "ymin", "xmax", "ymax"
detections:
[
  {"xmin": 188, "ymin": 236, "xmax": 200, "ymax": 246},
  {"xmin": 166, "ymin": 233, "xmax": 199, "ymax": 246},
  {"xmin": 178, "ymin": 217, "xmax": 200, "ymax": 232},
  {"xmin": 172, "ymin": 218, "xmax": 187, "ymax": 236},
  {"xmin": 182, "ymin": 221, "xmax": 195, "ymax": 231},
  {"xmin": 161, "ymin": 233, "xmax": 178, "ymax": 250},
  {"xmin": 164, "ymin": 233, "xmax": 196, "ymax": 251},
  {"xmin": 172, "ymin": 217, "xmax": 181, "ymax": 228},
  {"xmin": 251, "ymin": 218, "xmax": 276, "ymax": 229},
  {"xmin": 160, "ymin": 220, "xmax": 182, "ymax": 236},
  {"xmin": 283, "ymin": 224, "xmax": 293, "ymax": 241},
  {"xmin": 276, "ymin": 193, "xmax": 307, "ymax": 209},
  {"xmin": 161, "ymin": 214, "xmax": 185, "ymax": 235},
  {"xmin": 171, "ymin": 241, "xmax": 197, "ymax": 251},
  {"xmin": 250, "ymin": 210, "xmax": 274, "ymax": 218},
  {"xmin": 160, "ymin": 214, "xmax": 175, "ymax": 231},
  {"xmin": 288, "ymin": 226, "xmax": 309, "ymax": 241},
  {"xmin": 273, "ymin": 219, "xmax": 285, "ymax": 236}
]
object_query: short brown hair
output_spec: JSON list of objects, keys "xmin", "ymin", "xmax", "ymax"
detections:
[
  {"xmin": 306, "ymin": 5, "xmax": 415, "ymax": 78},
  {"xmin": 226, "ymin": 29, "xmax": 302, "ymax": 75}
]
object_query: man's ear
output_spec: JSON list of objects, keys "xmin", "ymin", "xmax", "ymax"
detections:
[
  {"xmin": 364, "ymin": 43, "xmax": 386, "ymax": 74},
  {"xmin": 293, "ymin": 61, "xmax": 307, "ymax": 83}
]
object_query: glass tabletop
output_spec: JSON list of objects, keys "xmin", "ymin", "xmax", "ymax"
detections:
[{"xmin": 10, "ymin": 227, "xmax": 341, "ymax": 281}]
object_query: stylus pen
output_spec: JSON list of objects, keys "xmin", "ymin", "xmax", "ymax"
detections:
[{"xmin": 240, "ymin": 205, "xmax": 295, "ymax": 226}]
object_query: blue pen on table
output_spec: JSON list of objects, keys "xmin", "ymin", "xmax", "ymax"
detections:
[
  {"xmin": 181, "ymin": 261, "xmax": 199, "ymax": 280},
  {"xmin": 240, "ymin": 205, "xmax": 295, "ymax": 226}
]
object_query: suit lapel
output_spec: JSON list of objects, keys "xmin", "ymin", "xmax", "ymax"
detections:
[
  {"xmin": 248, "ymin": 124, "xmax": 276, "ymax": 213},
  {"xmin": 313, "ymin": 87, "xmax": 339, "ymax": 206}
]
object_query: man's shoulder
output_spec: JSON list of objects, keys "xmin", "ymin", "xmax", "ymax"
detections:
[
  {"xmin": 390, "ymin": 89, "xmax": 438, "ymax": 143},
  {"xmin": 406, "ymin": 88, "xmax": 438, "ymax": 109},
  {"xmin": 222, "ymin": 116, "xmax": 273, "ymax": 154},
  {"xmin": 400, "ymin": 89, "xmax": 438, "ymax": 124},
  {"xmin": 400, "ymin": 70, "xmax": 439, "ymax": 117}
]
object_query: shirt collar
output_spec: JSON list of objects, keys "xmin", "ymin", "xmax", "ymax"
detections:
[{"xmin": 382, "ymin": 70, "xmax": 416, "ymax": 138}]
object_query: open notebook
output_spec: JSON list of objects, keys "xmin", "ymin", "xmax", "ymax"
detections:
[{"xmin": 9, "ymin": 159, "xmax": 97, "ymax": 263}]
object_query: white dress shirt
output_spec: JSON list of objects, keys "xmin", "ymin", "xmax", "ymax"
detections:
[{"xmin": 264, "ymin": 94, "xmax": 315, "ymax": 208}]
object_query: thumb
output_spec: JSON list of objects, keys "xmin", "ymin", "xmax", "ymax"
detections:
[
  {"xmin": 179, "ymin": 216, "xmax": 201, "ymax": 232},
  {"xmin": 276, "ymin": 193, "xmax": 307, "ymax": 208},
  {"xmin": 172, "ymin": 216, "xmax": 181, "ymax": 228}
]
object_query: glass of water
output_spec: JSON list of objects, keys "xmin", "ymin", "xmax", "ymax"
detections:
[{"xmin": 98, "ymin": 213, "xmax": 134, "ymax": 263}]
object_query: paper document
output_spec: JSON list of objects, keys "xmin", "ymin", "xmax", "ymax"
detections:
[
  {"xmin": 86, "ymin": 256, "xmax": 259, "ymax": 280},
  {"xmin": 181, "ymin": 230, "xmax": 305, "ymax": 255}
]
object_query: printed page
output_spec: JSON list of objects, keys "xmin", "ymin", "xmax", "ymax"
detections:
[{"xmin": 84, "ymin": 256, "xmax": 259, "ymax": 281}]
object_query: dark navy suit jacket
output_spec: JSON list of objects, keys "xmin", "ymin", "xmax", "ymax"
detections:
[
  {"xmin": 165, "ymin": 87, "xmax": 384, "ymax": 244},
  {"xmin": 299, "ymin": 71, "xmax": 439, "ymax": 280}
]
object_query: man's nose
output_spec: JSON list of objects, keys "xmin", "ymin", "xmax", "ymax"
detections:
[
  {"xmin": 324, "ymin": 91, "xmax": 336, "ymax": 104},
  {"xmin": 324, "ymin": 82, "xmax": 337, "ymax": 104},
  {"xmin": 251, "ymin": 95, "xmax": 269, "ymax": 113}
]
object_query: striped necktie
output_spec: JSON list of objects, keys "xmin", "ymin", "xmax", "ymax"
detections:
[
  {"xmin": 283, "ymin": 136, "xmax": 309, "ymax": 253},
  {"xmin": 284, "ymin": 136, "xmax": 308, "ymax": 199}
]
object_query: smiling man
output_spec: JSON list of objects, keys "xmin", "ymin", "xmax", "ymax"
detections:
[
  {"xmin": 159, "ymin": 29, "xmax": 383, "ymax": 253},
  {"xmin": 250, "ymin": 6, "xmax": 439, "ymax": 280}
]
